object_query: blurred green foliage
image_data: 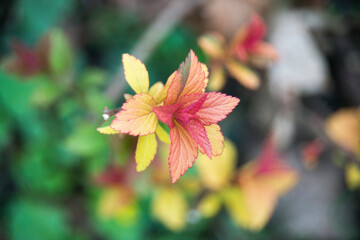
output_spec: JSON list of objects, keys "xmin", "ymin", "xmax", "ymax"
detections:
[{"xmin": 0, "ymin": 1, "xmax": 219, "ymax": 239}]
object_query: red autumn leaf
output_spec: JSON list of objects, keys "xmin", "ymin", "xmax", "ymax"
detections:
[
  {"xmin": 153, "ymin": 50, "xmax": 240, "ymax": 183},
  {"xmin": 232, "ymin": 14, "xmax": 266, "ymax": 62},
  {"xmin": 9, "ymin": 40, "xmax": 43, "ymax": 76},
  {"xmin": 168, "ymin": 121, "xmax": 199, "ymax": 183},
  {"xmin": 164, "ymin": 50, "xmax": 206, "ymax": 105}
]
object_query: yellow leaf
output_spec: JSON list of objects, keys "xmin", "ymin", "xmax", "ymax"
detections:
[
  {"xmin": 122, "ymin": 54, "xmax": 149, "ymax": 94},
  {"xmin": 115, "ymin": 201, "xmax": 139, "ymax": 225},
  {"xmin": 156, "ymin": 125, "xmax": 170, "ymax": 144},
  {"xmin": 158, "ymin": 71, "xmax": 176, "ymax": 104},
  {"xmin": 325, "ymin": 108, "xmax": 360, "ymax": 154},
  {"xmin": 208, "ymin": 65, "xmax": 226, "ymax": 91},
  {"xmin": 230, "ymin": 139, "xmax": 299, "ymax": 231},
  {"xmin": 206, "ymin": 124, "xmax": 225, "ymax": 156},
  {"xmin": 196, "ymin": 139, "xmax": 237, "ymax": 191},
  {"xmin": 243, "ymin": 182, "xmax": 278, "ymax": 231},
  {"xmin": 180, "ymin": 176, "xmax": 203, "ymax": 195},
  {"xmin": 135, "ymin": 133, "xmax": 157, "ymax": 172},
  {"xmin": 256, "ymin": 170, "xmax": 299, "ymax": 196},
  {"xmin": 152, "ymin": 187, "xmax": 187, "ymax": 231},
  {"xmin": 345, "ymin": 163, "xmax": 360, "ymax": 190},
  {"xmin": 198, "ymin": 33, "xmax": 225, "ymax": 59},
  {"xmin": 98, "ymin": 187, "xmax": 131, "ymax": 219},
  {"xmin": 96, "ymin": 126, "xmax": 119, "ymax": 135},
  {"xmin": 225, "ymin": 60, "xmax": 260, "ymax": 90},
  {"xmin": 201, "ymin": 63, "xmax": 209, "ymax": 91},
  {"xmin": 222, "ymin": 187, "xmax": 251, "ymax": 228},
  {"xmin": 198, "ymin": 193, "xmax": 222, "ymax": 218},
  {"xmin": 223, "ymin": 185, "xmax": 278, "ymax": 231},
  {"xmin": 148, "ymin": 81, "xmax": 165, "ymax": 104}
]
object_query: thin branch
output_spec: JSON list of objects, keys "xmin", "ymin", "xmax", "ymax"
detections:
[{"xmin": 105, "ymin": 0, "xmax": 204, "ymax": 102}]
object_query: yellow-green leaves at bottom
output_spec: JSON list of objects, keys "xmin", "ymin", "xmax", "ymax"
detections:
[
  {"xmin": 345, "ymin": 163, "xmax": 360, "ymax": 190},
  {"xmin": 223, "ymin": 187, "xmax": 252, "ymax": 229},
  {"xmin": 196, "ymin": 139, "xmax": 237, "ymax": 191},
  {"xmin": 226, "ymin": 60, "xmax": 260, "ymax": 90},
  {"xmin": 198, "ymin": 193, "xmax": 222, "ymax": 218},
  {"xmin": 135, "ymin": 133, "xmax": 157, "ymax": 172},
  {"xmin": 97, "ymin": 187, "xmax": 138, "ymax": 225},
  {"xmin": 151, "ymin": 187, "xmax": 187, "ymax": 231}
]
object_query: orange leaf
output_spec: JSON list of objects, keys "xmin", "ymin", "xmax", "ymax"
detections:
[
  {"xmin": 325, "ymin": 108, "xmax": 360, "ymax": 154},
  {"xmin": 196, "ymin": 92, "xmax": 240, "ymax": 125},
  {"xmin": 199, "ymin": 124, "xmax": 225, "ymax": 156},
  {"xmin": 111, "ymin": 93, "xmax": 158, "ymax": 136},
  {"xmin": 233, "ymin": 138, "xmax": 299, "ymax": 230},
  {"xmin": 186, "ymin": 118, "xmax": 212, "ymax": 159},
  {"xmin": 241, "ymin": 182, "xmax": 278, "ymax": 230},
  {"xmin": 165, "ymin": 50, "xmax": 207, "ymax": 105},
  {"xmin": 168, "ymin": 120, "xmax": 198, "ymax": 183}
]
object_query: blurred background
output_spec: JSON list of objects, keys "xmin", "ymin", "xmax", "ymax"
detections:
[{"xmin": 0, "ymin": 0, "xmax": 360, "ymax": 239}]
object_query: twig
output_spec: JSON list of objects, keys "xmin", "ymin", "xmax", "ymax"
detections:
[{"xmin": 105, "ymin": 0, "xmax": 204, "ymax": 102}]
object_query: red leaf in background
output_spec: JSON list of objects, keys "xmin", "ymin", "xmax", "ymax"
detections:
[
  {"xmin": 255, "ymin": 136, "xmax": 292, "ymax": 175},
  {"xmin": 94, "ymin": 166, "xmax": 128, "ymax": 186},
  {"xmin": 11, "ymin": 40, "xmax": 42, "ymax": 76},
  {"xmin": 242, "ymin": 14, "xmax": 266, "ymax": 51},
  {"xmin": 301, "ymin": 139, "xmax": 324, "ymax": 169}
]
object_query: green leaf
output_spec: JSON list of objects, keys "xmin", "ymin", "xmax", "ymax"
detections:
[
  {"xmin": 94, "ymin": 215, "xmax": 144, "ymax": 240},
  {"xmin": 64, "ymin": 123, "xmax": 109, "ymax": 158},
  {"xmin": 15, "ymin": 145, "xmax": 70, "ymax": 195},
  {"xmin": 17, "ymin": 0, "xmax": 73, "ymax": 41},
  {"xmin": 9, "ymin": 200, "xmax": 70, "ymax": 240},
  {"xmin": 85, "ymin": 90, "xmax": 112, "ymax": 117},
  {"xmin": 31, "ymin": 79, "xmax": 63, "ymax": 107},
  {"xmin": 49, "ymin": 29, "xmax": 73, "ymax": 75},
  {"xmin": 0, "ymin": 70, "xmax": 36, "ymax": 118},
  {"xmin": 80, "ymin": 68, "xmax": 108, "ymax": 89},
  {"xmin": 0, "ymin": 109, "xmax": 12, "ymax": 148}
]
